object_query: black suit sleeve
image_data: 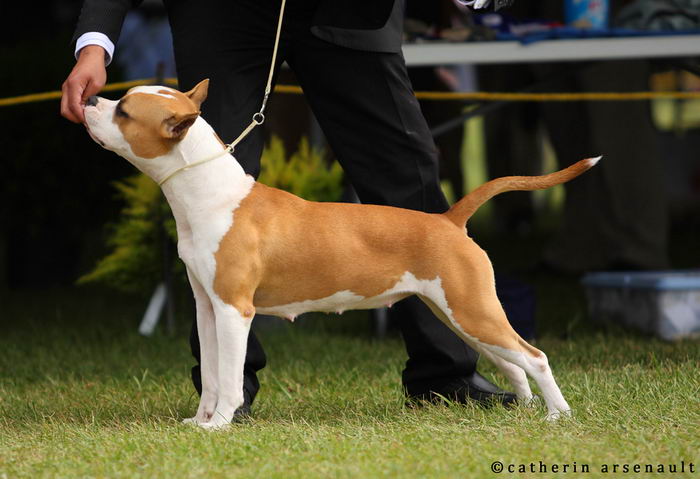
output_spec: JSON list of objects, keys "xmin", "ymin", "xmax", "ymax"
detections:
[{"xmin": 72, "ymin": 0, "xmax": 143, "ymax": 46}]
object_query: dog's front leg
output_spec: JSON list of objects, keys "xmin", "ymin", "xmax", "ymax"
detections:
[
  {"xmin": 198, "ymin": 299, "xmax": 253, "ymax": 430},
  {"xmin": 182, "ymin": 268, "xmax": 220, "ymax": 425}
]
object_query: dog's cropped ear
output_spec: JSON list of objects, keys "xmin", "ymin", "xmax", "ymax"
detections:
[
  {"xmin": 162, "ymin": 111, "xmax": 199, "ymax": 139},
  {"xmin": 184, "ymin": 79, "xmax": 209, "ymax": 109}
]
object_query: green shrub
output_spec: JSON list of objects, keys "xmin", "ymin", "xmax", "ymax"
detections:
[
  {"xmin": 77, "ymin": 173, "xmax": 178, "ymax": 294},
  {"xmin": 258, "ymin": 136, "xmax": 343, "ymax": 202}
]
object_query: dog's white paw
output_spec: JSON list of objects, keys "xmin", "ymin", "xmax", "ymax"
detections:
[
  {"xmin": 182, "ymin": 411, "xmax": 213, "ymax": 425},
  {"xmin": 198, "ymin": 418, "xmax": 231, "ymax": 430},
  {"xmin": 546, "ymin": 409, "xmax": 572, "ymax": 422},
  {"xmin": 195, "ymin": 408, "xmax": 234, "ymax": 430},
  {"xmin": 520, "ymin": 394, "xmax": 540, "ymax": 408}
]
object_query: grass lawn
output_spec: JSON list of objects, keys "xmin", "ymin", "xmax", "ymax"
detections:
[{"xmin": 1, "ymin": 281, "xmax": 698, "ymax": 478}]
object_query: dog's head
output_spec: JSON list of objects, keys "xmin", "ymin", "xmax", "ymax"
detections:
[{"xmin": 84, "ymin": 79, "xmax": 210, "ymax": 176}]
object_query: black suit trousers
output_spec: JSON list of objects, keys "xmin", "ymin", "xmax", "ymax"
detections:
[{"xmin": 170, "ymin": 0, "xmax": 479, "ymax": 400}]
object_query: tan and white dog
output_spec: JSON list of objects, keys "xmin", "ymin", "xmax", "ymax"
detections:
[{"xmin": 84, "ymin": 79, "xmax": 598, "ymax": 429}]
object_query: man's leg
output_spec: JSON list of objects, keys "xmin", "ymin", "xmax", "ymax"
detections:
[
  {"xmin": 579, "ymin": 61, "xmax": 667, "ymax": 270},
  {"xmin": 540, "ymin": 61, "xmax": 668, "ymax": 272},
  {"xmin": 286, "ymin": 31, "xmax": 512, "ymax": 401},
  {"xmin": 167, "ymin": 0, "xmax": 283, "ymax": 406}
]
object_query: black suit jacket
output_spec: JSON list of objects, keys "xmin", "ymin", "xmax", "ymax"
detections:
[
  {"xmin": 73, "ymin": 0, "xmax": 405, "ymax": 54},
  {"xmin": 311, "ymin": 0, "xmax": 404, "ymax": 53}
]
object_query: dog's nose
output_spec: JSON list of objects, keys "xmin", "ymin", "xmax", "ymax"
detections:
[{"xmin": 86, "ymin": 96, "xmax": 99, "ymax": 107}]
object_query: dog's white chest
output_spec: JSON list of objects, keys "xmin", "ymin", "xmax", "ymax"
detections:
[{"xmin": 164, "ymin": 163, "xmax": 255, "ymax": 288}]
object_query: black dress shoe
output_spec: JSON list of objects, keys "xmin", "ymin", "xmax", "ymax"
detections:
[
  {"xmin": 231, "ymin": 403, "xmax": 251, "ymax": 423},
  {"xmin": 231, "ymin": 388, "xmax": 253, "ymax": 423},
  {"xmin": 406, "ymin": 371, "xmax": 518, "ymax": 408}
]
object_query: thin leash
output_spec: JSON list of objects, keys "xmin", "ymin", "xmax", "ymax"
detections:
[{"xmin": 159, "ymin": 0, "xmax": 287, "ymax": 187}]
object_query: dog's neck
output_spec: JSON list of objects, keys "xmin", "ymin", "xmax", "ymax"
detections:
[{"xmin": 158, "ymin": 118, "xmax": 255, "ymax": 231}]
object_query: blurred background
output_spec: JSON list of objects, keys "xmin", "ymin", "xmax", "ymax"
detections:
[{"xmin": 1, "ymin": 0, "xmax": 699, "ymax": 340}]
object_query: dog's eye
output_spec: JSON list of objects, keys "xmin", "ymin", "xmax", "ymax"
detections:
[{"xmin": 115, "ymin": 102, "xmax": 130, "ymax": 119}]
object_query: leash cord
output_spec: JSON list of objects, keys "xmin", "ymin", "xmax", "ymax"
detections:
[
  {"xmin": 158, "ymin": 0, "xmax": 287, "ymax": 187},
  {"xmin": 228, "ymin": 0, "xmax": 287, "ymax": 153}
]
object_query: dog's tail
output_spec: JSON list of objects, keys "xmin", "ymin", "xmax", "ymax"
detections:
[{"xmin": 444, "ymin": 156, "xmax": 601, "ymax": 229}]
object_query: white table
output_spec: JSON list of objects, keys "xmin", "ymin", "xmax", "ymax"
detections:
[{"xmin": 402, "ymin": 34, "xmax": 700, "ymax": 66}]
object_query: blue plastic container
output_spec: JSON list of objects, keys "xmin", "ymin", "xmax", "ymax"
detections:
[
  {"xmin": 582, "ymin": 270, "xmax": 700, "ymax": 340},
  {"xmin": 565, "ymin": 0, "xmax": 610, "ymax": 29}
]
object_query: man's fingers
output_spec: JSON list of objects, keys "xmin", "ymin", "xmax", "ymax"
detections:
[
  {"xmin": 61, "ymin": 78, "xmax": 86, "ymax": 124},
  {"xmin": 60, "ymin": 46, "xmax": 107, "ymax": 124},
  {"xmin": 60, "ymin": 83, "xmax": 79, "ymax": 123},
  {"xmin": 82, "ymin": 77, "xmax": 105, "ymax": 102},
  {"xmin": 70, "ymin": 97, "xmax": 86, "ymax": 124},
  {"xmin": 69, "ymin": 81, "xmax": 86, "ymax": 124},
  {"xmin": 60, "ymin": 55, "xmax": 106, "ymax": 124}
]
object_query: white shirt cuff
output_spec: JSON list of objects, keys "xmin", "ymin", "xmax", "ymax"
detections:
[
  {"xmin": 456, "ymin": 0, "xmax": 492, "ymax": 8},
  {"xmin": 75, "ymin": 32, "xmax": 115, "ymax": 66}
]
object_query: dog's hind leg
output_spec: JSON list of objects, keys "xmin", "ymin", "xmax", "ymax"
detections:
[
  {"xmin": 479, "ymin": 338, "xmax": 570, "ymax": 420},
  {"xmin": 418, "ymin": 275, "xmax": 570, "ymax": 420},
  {"xmin": 419, "ymin": 294, "xmax": 532, "ymax": 404},
  {"xmin": 183, "ymin": 268, "xmax": 220, "ymax": 425}
]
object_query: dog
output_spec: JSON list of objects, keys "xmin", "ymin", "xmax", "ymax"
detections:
[{"xmin": 83, "ymin": 79, "xmax": 598, "ymax": 429}]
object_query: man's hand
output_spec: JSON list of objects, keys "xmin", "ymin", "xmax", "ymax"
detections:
[{"xmin": 61, "ymin": 45, "xmax": 107, "ymax": 124}]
